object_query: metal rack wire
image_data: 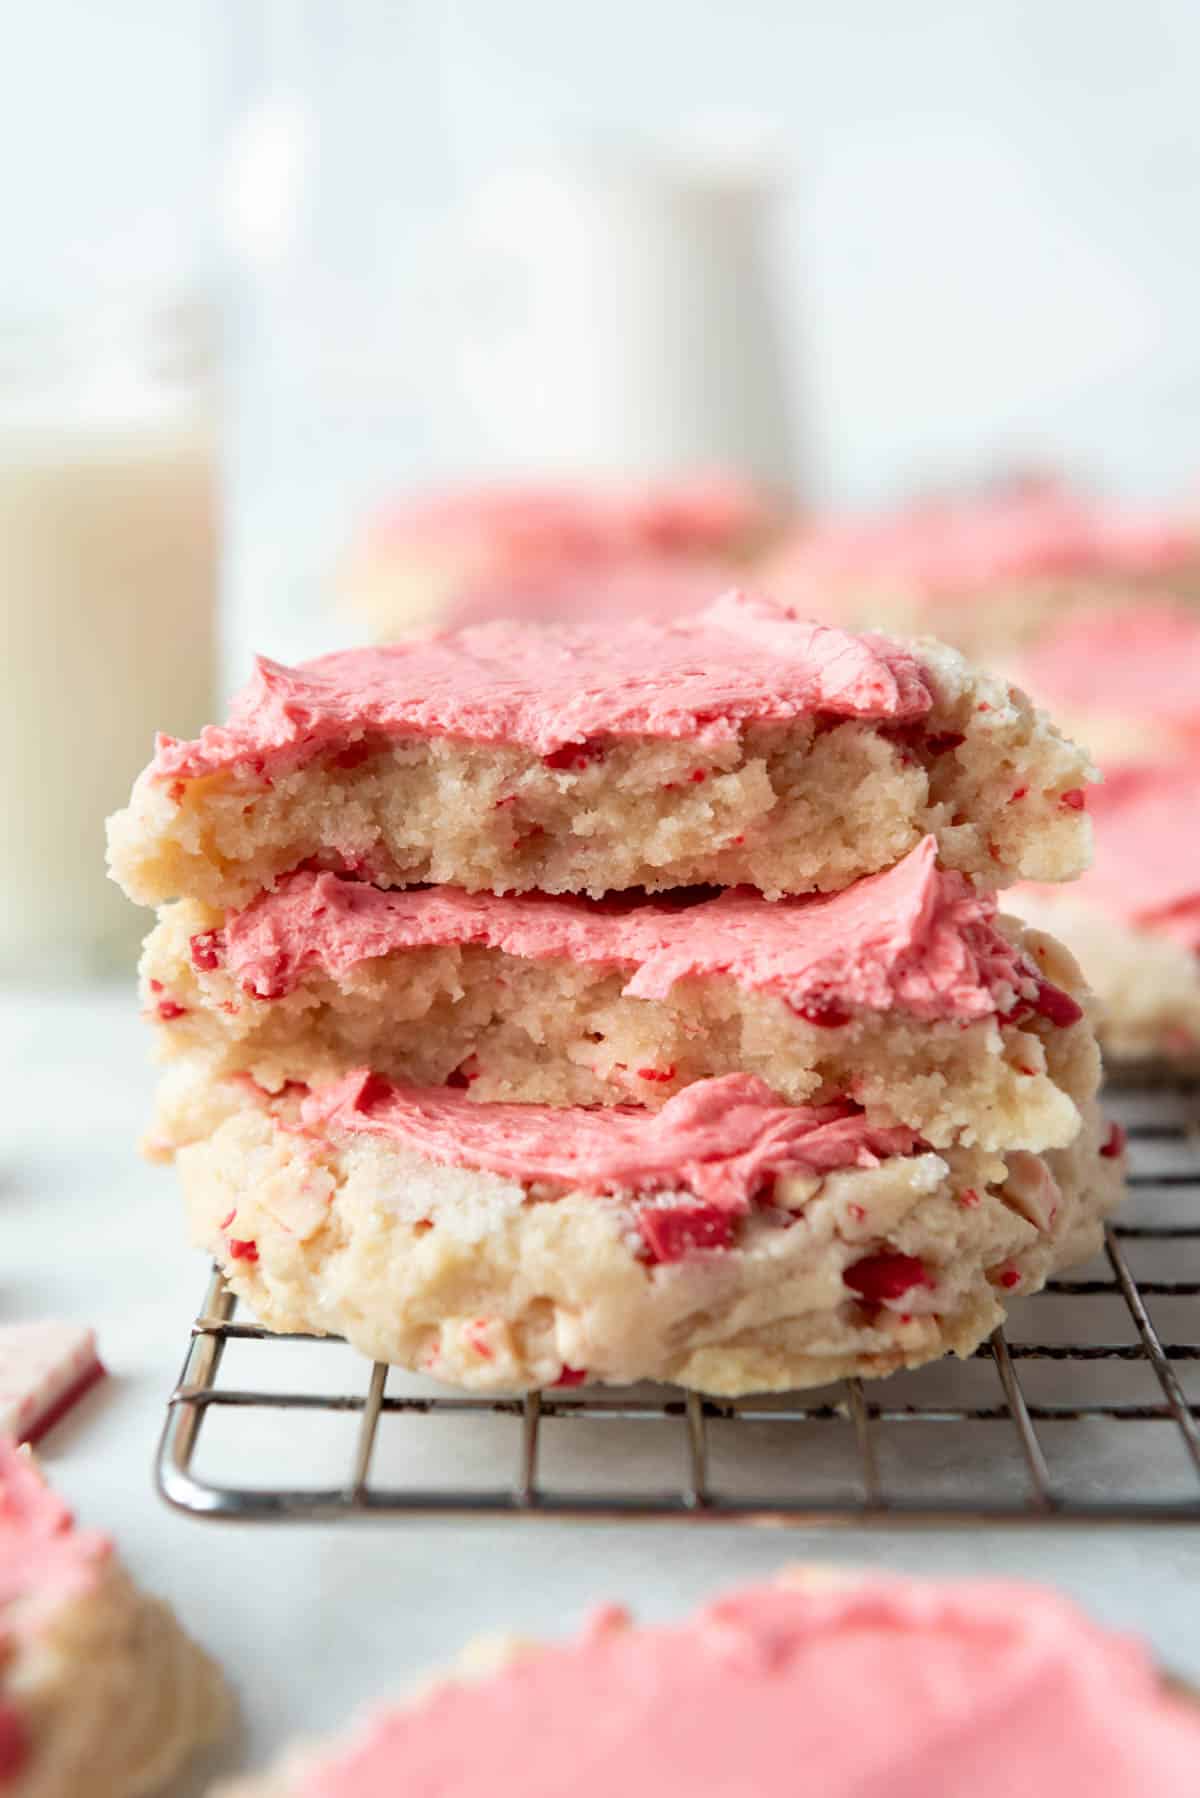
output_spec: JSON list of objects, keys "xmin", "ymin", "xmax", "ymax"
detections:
[{"xmin": 156, "ymin": 1080, "xmax": 1200, "ymax": 1525}]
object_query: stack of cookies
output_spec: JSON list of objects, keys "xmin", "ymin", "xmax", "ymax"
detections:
[{"xmin": 108, "ymin": 592, "xmax": 1124, "ymax": 1395}]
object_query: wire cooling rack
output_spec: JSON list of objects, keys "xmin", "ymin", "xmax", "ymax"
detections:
[{"xmin": 156, "ymin": 1080, "xmax": 1200, "ymax": 1526}]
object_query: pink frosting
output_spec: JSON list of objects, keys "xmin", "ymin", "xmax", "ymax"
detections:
[
  {"xmin": 299, "ymin": 1073, "xmax": 918, "ymax": 1209},
  {"xmin": 765, "ymin": 483, "xmax": 1197, "ymax": 604},
  {"xmin": 150, "ymin": 592, "xmax": 932, "ymax": 781},
  {"xmin": 224, "ymin": 837, "xmax": 1031, "ymax": 1024},
  {"xmin": 293, "ymin": 1575, "xmax": 1200, "ymax": 1798},
  {"xmin": 0, "ymin": 1438, "xmax": 108, "ymax": 1613},
  {"xmin": 1043, "ymin": 761, "xmax": 1200, "ymax": 950},
  {"xmin": 1018, "ymin": 601, "xmax": 1200, "ymax": 729}
]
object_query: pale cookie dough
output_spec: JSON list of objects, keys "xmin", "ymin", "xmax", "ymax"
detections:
[
  {"xmin": 0, "ymin": 1439, "xmax": 228, "ymax": 1798},
  {"xmin": 177, "ymin": 1071, "xmax": 1124, "ymax": 1396},
  {"xmin": 217, "ymin": 1569, "xmax": 1200, "ymax": 1798},
  {"xmin": 107, "ymin": 593, "xmax": 1094, "ymax": 908},
  {"xmin": 142, "ymin": 841, "xmax": 1100, "ymax": 1157}
]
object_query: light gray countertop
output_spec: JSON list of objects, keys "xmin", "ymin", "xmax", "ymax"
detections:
[{"xmin": 4, "ymin": 982, "xmax": 1199, "ymax": 1791}]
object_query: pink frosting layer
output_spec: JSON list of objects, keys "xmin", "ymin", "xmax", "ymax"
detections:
[
  {"xmin": 0, "ymin": 1438, "xmax": 108, "ymax": 1614},
  {"xmin": 1048, "ymin": 761, "xmax": 1200, "ymax": 950},
  {"xmin": 293, "ymin": 1576, "xmax": 1200, "ymax": 1798},
  {"xmin": 1018, "ymin": 601, "xmax": 1200, "ymax": 729},
  {"xmin": 766, "ymin": 483, "xmax": 1197, "ymax": 603},
  {"xmin": 300, "ymin": 1073, "xmax": 918, "ymax": 1209},
  {"xmin": 225, "ymin": 837, "xmax": 1031, "ymax": 1023},
  {"xmin": 150, "ymin": 592, "xmax": 932, "ymax": 780}
]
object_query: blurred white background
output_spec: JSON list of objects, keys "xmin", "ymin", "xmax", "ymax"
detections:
[{"xmin": 5, "ymin": 0, "xmax": 1200, "ymax": 502}]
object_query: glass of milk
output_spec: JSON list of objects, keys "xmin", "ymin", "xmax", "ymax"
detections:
[{"xmin": 0, "ymin": 293, "xmax": 218, "ymax": 978}]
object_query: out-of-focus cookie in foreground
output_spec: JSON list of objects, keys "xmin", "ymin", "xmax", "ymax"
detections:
[
  {"xmin": 0, "ymin": 1439, "xmax": 228, "ymax": 1797},
  {"xmin": 215, "ymin": 1568, "xmax": 1200, "ymax": 1797}
]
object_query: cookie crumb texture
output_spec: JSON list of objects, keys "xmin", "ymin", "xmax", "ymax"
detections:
[
  {"xmin": 178, "ymin": 1078, "xmax": 1121, "ymax": 1396},
  {"xmin": 108, "ymin": 606, "xmax": 1093, "ymax": 908}
]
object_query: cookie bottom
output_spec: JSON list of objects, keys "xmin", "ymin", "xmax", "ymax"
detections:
[{"xmin": 179, "ymin": 1090, "xmax": 1122, "ymax": 1396}]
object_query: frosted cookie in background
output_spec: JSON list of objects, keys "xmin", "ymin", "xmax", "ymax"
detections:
[
  {"xmin": 339, "ymin": 472, "xmax": 779, "ymax": 640},
  {"xmin": 759, "ymin": 480, "xmax": 1200, "ymax": 661},
  {"xmin": 0, "ymin": 1440, "xmax": 229, "ymax": 1797},
  {"xmin": 216, "ymin": 1569, "xmax": 1200, "ymax": 1797},
  {"xmin": 1013, "ymin": 761, "xmax": 1200, "ymax": 1067},
  {"xmin": 1012, "ymin": 600, "xmax": 1200, "ymax": 767},
  {"xmin": 106, "ymin": 592, "xmax": 1097, "ymax": 911}
]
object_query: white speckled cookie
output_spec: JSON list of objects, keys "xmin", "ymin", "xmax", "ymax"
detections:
[
  {"xmin": 140, "ymin": 840, "xmax": 1099, "ymax": 1158},
  {"xmin": 107, "ymin": 593, "xmax": 1094, "ymax": 908},
  {"xmin": 176, "ymin": 1069, "xmax": 1123, "ymax": 1396},
  {"xmin": 216, "ymin": 1568, "xmax": 1200, "ymax": 1798},
  {"xmin": 0, "ymin": 1440, "xmax": 228, "ymax": 1798}
]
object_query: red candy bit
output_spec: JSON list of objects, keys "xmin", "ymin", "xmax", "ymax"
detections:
[
  {"xmin": 167, "ymin": 778, "xmax": 187, "ymax": 805},
  {"xmin": 465, "ymin": 1321, "xmax": 494, "ymax": 1361},
  {"xmin": 789, "ymin": 996, "xmax": 852, "ymax": 1029},
  {"xmin": 551, "ymin": 1365, "xmax": 588, "ymax": 1388},
  {"xmin": 148, "ymin": 978, "xmax": 163, "ymax": 994},
  {"xmin": 638, "ymin": 1204, "xmax": 735, "ymax": 1264},
  {"xmin": 1060, "ymin": 787, "xmax": 1087, "ymax": 810},
  {"xmin": 1031, "ymin": 978, "xmax": 1084, "ymax": 1028},
  {"xmin": 0, "ymin": 1704, "xmax": 29, "ymax": 1781},
  {"xmin": 925, "ymin": 730, "xmax": 966, "ymax": 755},
  {"xmin": 445, "ymin": 1055, "xmax": 481, "ymax": 1090},
  {"xmin": 843, "ymin": 1252, "xmax": 933, "ymax": 1304},
  {"xmin": 543, "ymin": 737, "xmax": 606, "ymax": 771},
  {"xmin": 729, "ymin": 834, "xmax": 745, "ymax": 845},
  {"xmin": 689, "ymin": 768, "xmax": 708, "ymax": 783},
  {"xmin": 156, "ymin": 998, "xmax": 187, "ymax": 1022},
  {"xmin": 636, "ymin": 1065, "xmax": 676, "ymax": 1083},
  {"xmin": 998, "ymin": 1267, "xmax": 1022, "ymax": 1290},
  {"xmin": 976, "ymin": 701, "xmax": 992, "ymax": 713},
  {"xmin": 219, "ymin": 1208, "xmax": 237, "ymax": 1229},
  {"xmin": 1100, "ymin": 1121, "xmax": 1127, "ymax": 1160},
  {"xmin": 958, "ymin": 1187, "xmax": 981, "ymax": 1209},
  {"xmin": 493, "ymin": 793, "xmax": 517, "ymax": 809},
  {"xmin": 1009, "ymin": 785, "xmax": 1029, "ymax": 803},
  {"xmin": 189, "ymin": 929, "xmax": 225, "ymax": 972},
  {"xmin": 846, "ymin": 1202, "xmax": 867, "ymax": 1223},
  {"xmin": 228, "ymin": 1238, "xmax": 259, "ymax": 1263}
]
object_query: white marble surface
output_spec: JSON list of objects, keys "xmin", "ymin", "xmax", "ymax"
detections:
[{"xmin": 5, "ymin": 981, "xmax": 1200, "ymax": 1791}]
